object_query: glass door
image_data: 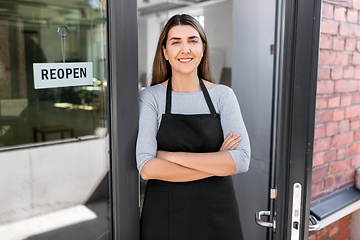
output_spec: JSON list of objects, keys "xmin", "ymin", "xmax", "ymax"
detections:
[
  {"xmin": 136, "ymin": 1, "xmax": 321, "ymax": 240},
  {"xmin": 0, "ymin": 0, "xmax": 111, "ymax": 239}
]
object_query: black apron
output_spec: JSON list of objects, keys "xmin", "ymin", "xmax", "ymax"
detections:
[{"xmin": 140, "ymin": 77, "xmax": 243, "ymax": 240}]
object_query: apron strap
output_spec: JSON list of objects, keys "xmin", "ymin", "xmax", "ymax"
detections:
[
  {"xmin": 199, "ymin": 77, "xmax": 216, "ymax": 115},
  {"xmin": 165, "ymin": 78, "xmax": 172, "ymax": 114},
  {"xmin": 165, "ymin": 77, "xmax": 216, "ymax": 115}
]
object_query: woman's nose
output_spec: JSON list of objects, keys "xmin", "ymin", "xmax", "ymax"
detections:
[{"xmin": 181, "ymin": 43, "xmax": 190, "ymax": 53}]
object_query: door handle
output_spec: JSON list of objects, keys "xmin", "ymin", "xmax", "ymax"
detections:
[
  {"xmin": 309, "ymin": 215, "xmax": 320, "ymax": 231},
  {"xmin": 255, "ymin": 210, "xmax": 276, "ymax": 230}
]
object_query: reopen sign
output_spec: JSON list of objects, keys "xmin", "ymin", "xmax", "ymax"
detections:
[{"xmin": 33, "ymin": 62, "xmax": 93, "ymax": 89}]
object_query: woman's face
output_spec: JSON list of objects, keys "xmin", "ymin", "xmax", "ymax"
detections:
[{"xmin": 163, "ymin": 25, "xmax": 205, "ymax": 77}]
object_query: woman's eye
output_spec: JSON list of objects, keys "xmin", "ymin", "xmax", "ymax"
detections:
[
  {"xmin": 190, "ymin": 40, "xmax": 198, "ymax": 43},
  {"xmin": 172, "ymin": 41, "xmax": 179, "ymax": 45}
]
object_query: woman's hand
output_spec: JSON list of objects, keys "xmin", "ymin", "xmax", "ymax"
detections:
[{"xmin": 220, "ymin": 133, "xmax": 241, "ymax": 151}]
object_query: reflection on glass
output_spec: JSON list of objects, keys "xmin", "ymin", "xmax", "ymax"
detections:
[
  {"xmin": 137, "ymin": 0, "xmax": 234, "ymax": 211},
  {"xmin": 0, "ymin": 0, "xmax": 110, "ymax": 239}
]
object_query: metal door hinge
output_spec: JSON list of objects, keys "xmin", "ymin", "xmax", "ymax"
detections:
[{"xmin": 270, "ymin": 188, "xmax": 277, "ymax": 199}]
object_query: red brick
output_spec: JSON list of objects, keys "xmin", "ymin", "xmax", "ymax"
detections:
[
  {"xmin": 313, "ymin": 152, "xmax": 325, "ymax": 167},
  {"xmin": 338, "ymin": 120, "xmax": 350, "ymax": 133},
  {"xmin": 320, "ymin": 35, "xmax": 332, "ymax": 50},
  {"xmin": 331, "ymin": 66, "xmax": 343, "ymax": 79},
  {"xmin": 350, "ymin": 119, "xmax": 360, "ymax": 130},
  {"xmin": 335, "ymin": 168, "xmax": 354, "ymax": 186},
  {"xmin": 333, "ymin": 109, "xmax": 345, "ymax": 121},
  {"xmin": 312, "ymin": 165, "xmax": 329, "ymax": 181},
  {"xmin": 317, "ymin": 81, "xmax": 334, "ymax": 94},
  {"xmin": 347, "ymin": 9, "xmax": 358, "ymax": 23},
  {"xmin": 345, "ymin": 105, "xmax": 360, "ymax": 119},
  {"xmin": 355, "ymin": 130, "xmax": 360, "ymax": 141},
  {"xmin": 316, "ymin": 110, "xmax": 334, "ymax": 124},
  {"xmin": 352, "ymin": 53, "xmax": 360, "ymax": 66},
  {"xmin": 335, "ymin": 80, "xmax": 358, "ymax": 93},
  {"xmin": 351, "ymin": 93, "xmax": 360, "ymax": 104},
  {"xmin": 340, "ymin": 94, "xmax": 352, "ymax": 107},
  {"xmin": 325, "ymin": 150, "xmax": 337, "ymax": 163},
  {"xmin": 314, "ymin": 125, "xmax": 326, "ymax": 139},
  {"xmin": 340, "ymin": 217, "xmax": 350, "ymax": 231},
  {"xmin": 335, "ymin": 52, "xmax": 350, "ymax": 65},
  {"xmin": 334, "ymin": 7, "xmax": 346, "ymax": 21},
  {"xmin": 343, "ymin": 66, "xmax": 354, "ymax": 79},
  {"xmin": 314, "ymin": 138, "xmax": 331, "ymax": 153},
  {"xmin": 357, "ymin": 40, "xmax": 360, "ymax": 51},
  {"xmin": 359, "ymin": 81, "xmax": 360, "ymax": 91},
  {"xmin": 330, "ymin": 158, "xmax": 351, "ymax": 174},
  {"xmin": 316, "ymin": 96, "xmax": 328, "ymax": 109},
  {"xmin": 354, "ymin": 67, "xmax": 360, "ymax": 79},
  {"xmin": 345, "ymin": 38, "xmax": 356, "ymax": 51},
  {"xmin": 321, "ymin": 20, "xmax": 339, "ymax": 35},
  {"xmin": 345, "ymin": 168, "xmax": 355, "ymax": 182},
  {"xmin": 308, "ymin": 234, "xmax": 316, "ymax": 240},
  {"xmin": 353, "ymin": 52, "xmax": 360, "ymax": 65},
  {"xmin": 312, "ymin": 192, "xmax": 329, "ymax": 202},
  {"xmin": 311, "ymin": 180, "xmax": 323, "ymax": 197},
  {"xmin": 339, "ymin": 23, "xmax": 354, "ymax": 37},
  {"xmin": 317, "ymin": 228, "xmax": 329, "ymax": 240},
  {"xmin": 330, "ymin": 132, "xmax": 354, "ymax": 148},
  {"xmin": 325, "ymin": 0, "xmax": 351, "ymax": 7},
  {"xmin": 328, "ymin": 96, "xmax": 340, "ymax": 108},
  {"xmin": 338, "ymin": 147, "xmax": 348, "ymax": 159},
  {"xmin": 326, "ymin": 122, "xmax": 338, "ymax": 137},
  {"xmin": 329, "ymin": 223, "xmax": 340, "ymax": 237},
  {"xmin": 318, "ymin": 67, "xmax": 331, "ymax": 80},
  {"xmin": 334, "ymin": 229, "xmax": 350, "ymax": 240},
  {"xmin": 333, "ymin": 36, "xmax": 345, "ymax": 51},
  {"xmin": 319, "ymin": 51, "xmax": 336, "ymax": 65},
  {"xmin": 322, "ymin": 3, "xmax": 334, "ymax": 19},
  {"xmin": 355, "ymin": 0, "xmax": 360, "ymax": 9},
  {"xmin": 356, "ymin": 40, "xmax": 360, "ymax": 52},
  {"xmin": 352, "ymin": 154, "xmax": 360, "ymax": 167},
  {"xmin": 348, "ymin": 143, "xmax": 359, "ymax": 156},
  {"xmin": 335, "ymin": 169, "xmax": 353, "ymax": 186},
  {"xmin": 324, "ymin": 176, "xmax": 335, "ymax": 191}
]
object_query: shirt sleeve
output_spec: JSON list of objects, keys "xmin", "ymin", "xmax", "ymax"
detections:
[
  {"xmin": 136, "ymin": 89, "xmax": 159, "ymax": 174},
  {"xmin": 219, "ymin": 87, "xmax": 251, "ymax": 174}
]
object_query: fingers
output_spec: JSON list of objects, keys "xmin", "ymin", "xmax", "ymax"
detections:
[{"xmin": 220, "ymin": 133, "xmax": 241, "ymax": 151}]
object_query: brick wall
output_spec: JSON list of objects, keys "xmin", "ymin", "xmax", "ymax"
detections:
[
  {"xmin": 309, "ymin": 216, "xmax": 350, "ymax": 240},
  {"xmin": 311, "ymin": 0, "xmax": 360, "ymax": 239}
]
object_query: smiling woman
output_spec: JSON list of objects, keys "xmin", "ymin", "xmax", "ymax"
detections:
[{"xmin": 136, "ymin": 14, "xmax": 250, "ymax": 240}]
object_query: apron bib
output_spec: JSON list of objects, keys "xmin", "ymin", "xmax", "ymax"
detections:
[{"xmin": 140, "ymin": 78, "xmax": 243, "ymax": 240}]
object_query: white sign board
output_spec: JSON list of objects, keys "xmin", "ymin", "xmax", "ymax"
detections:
[{"xmin": 33, "ymin": 62, "xmax": 93, "ymax": 89}]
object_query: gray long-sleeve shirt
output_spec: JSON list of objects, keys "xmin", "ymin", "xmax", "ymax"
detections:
[{"xmin": 136, "ymin": 83, "xmax": 251, "ymax": 175}]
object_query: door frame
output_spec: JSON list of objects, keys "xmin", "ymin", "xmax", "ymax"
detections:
[
  {"xmin": 105, "ymin": 0, "xmax": 322, "ymax": 239},
  {"xmin": 273, "ymin": 0, "xmax": 321, "ymax": 239},
  {"xmin": 107, "ymin": 0, "xmax": 140, "ymax": 239}
]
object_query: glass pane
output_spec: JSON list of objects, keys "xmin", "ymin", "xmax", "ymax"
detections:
[
  {"xmin": 0, "ymin": 0, "xmax": 110, "ymax": 239},
  {"xmin": 137, "ymin": 0, "xmax": 234, "ymax": 212}
]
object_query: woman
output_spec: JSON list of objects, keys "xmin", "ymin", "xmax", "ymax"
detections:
[{"xmin": 136, "ymin": 14, "xmax": 250, "ymax": 240}]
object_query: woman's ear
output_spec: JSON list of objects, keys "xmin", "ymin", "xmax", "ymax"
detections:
[{"xmin": 162, "ymin": 46, "xmax": 168, "ymax": 60}]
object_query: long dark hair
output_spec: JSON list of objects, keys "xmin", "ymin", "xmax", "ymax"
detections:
[{"xmin": 151, "ymin": 14, "xmax": 213, "ymax": 86}]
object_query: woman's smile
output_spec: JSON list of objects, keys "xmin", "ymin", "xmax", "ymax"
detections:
[{"xmin": 178, "ymin": 58, "xmax": 193, "ymax": 63}]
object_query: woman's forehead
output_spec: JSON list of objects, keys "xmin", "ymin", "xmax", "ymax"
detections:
[{"xmin": 167, "ymin": 25, "xmax": 200, "ymax": 40}]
